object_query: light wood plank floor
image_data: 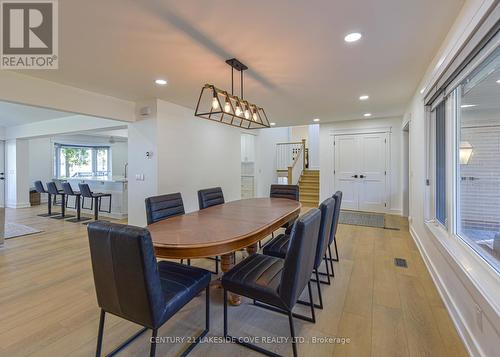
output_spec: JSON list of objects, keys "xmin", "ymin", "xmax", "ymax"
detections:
[{"xmin": 0, "ymin": 206, "xmax": 468, "ymax": 357}]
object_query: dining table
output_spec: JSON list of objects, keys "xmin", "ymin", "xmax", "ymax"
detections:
[{"xmin": 148, "ymin": 197, "xmax": 301, "ymax": 305}]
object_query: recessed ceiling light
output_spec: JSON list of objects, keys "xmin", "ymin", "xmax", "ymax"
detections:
[
  {"xmin": 496, "ymin": 79, "xmax": 500, "ymax": 84},
  {"xmin": 461, "ymin": 104, "xmax": 476, "ymax": 108},
  {"xmin": 155, "ymin": 79, "xmax": 167, "ymax": 85},
  {"xmin": 313, "ymin": 118, "xmax": 320, "ymax": 122},
  {"xmin": 344, "ymin": 32, "xmax": 362, "ymax": 43},
  {"xmin": 359, "ymin": 95, "xmax": 369, "ymax": 101},
  {"xmin": 363, "ymin": 113, "xmax": 372, "ymax": 117},
  {"xmin": 420, "ymin": 87, "xmax": 426, "ymax": 94},
  {"xmin": 270, "ymin": 122, "xmax": 276, "ymax": 126}
]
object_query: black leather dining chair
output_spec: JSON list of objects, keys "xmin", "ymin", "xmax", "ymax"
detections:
[
  {"xmin": 145, "ymin": 193, "xmax": 185, "ymax": 225},
  {"xmin": 34, "ymin": 181, "xmax": 58, "ymax": 217},
  {"xmin": 326, "ymin": 191, "xmax": 343, "ymax": 273},
  {"xmin": 222, "ymin": 209, "xmax": 321, "ymax": 357},
  {"xmin": 79, "ymin": 183, "xmax": 112, "ymax": 221},
  {"xmin": 197, "ymin": 187, "xmax": 224, "ymax": 209},
  {"xmin": 197, "ymin": 187, "xmax": 224, "ymax": 274},
  {"xmin": 46, "ymin": 182, "xmax": 74, "ymax": 219},
  {"xmin": 145, "ymin": 193, "xmax": 190, "ymax": 265},
  {"xmin": 262, "ymin": 197, "xmax": 335, "ymax": 310},
  {"xmin": 87, "ymin": 222, "xmax": 211, "ymax": 357},
  {"xmin": 62, "ymin": 182, "xmax": 91, "ymax": 223},
  {"xmin": 264, "ymin": 184, "xmax": 300, "ymax": 248}
]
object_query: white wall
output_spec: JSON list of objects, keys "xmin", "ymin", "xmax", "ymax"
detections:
[
  {"xmin": 111, "ymin": 141, "xmax": 128, "ymax": 177},
  {"xmin": 405, "ymin": 1, "xmax": 499, "ymax": 356},
  {"xmin": 5, "ymin": 139, "xmax": 30, "ymax": 208},
  {"xmin": 290, "ymin": 125, "xmax": 308, "ymax": 143},
  {"xmin": 28, "ymin": 137, "xmax": 53, "ymax": 201},
  {"xmin": 308, "ymin": 124, "xmax": 320, "ymax": 170},
  {"xmin": 156, "ymin": 100, "xmax": 241, "ymax": 214},
  {"xmin": 319, "ymin": 116, "xmax": 403, "ymax": 215},
  {"xmin": 254, "ymin": 127, "xmax": 290, "ymax": 197},
  {"xmin": 127, "ymin": 118, "xmax": 158, "ymax": 226}
]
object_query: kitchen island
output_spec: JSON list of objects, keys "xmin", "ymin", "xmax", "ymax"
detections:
[{"xmin": 54, "ymin": 177, "xmax": 128, "ymax": 219}]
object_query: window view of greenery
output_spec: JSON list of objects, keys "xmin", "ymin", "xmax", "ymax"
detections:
[
  {"xmin": 55, "ymin": 145, "xmax": 110, "ymax": 178},
  {"xmin": 456, "ymin": 47, "xmax": 500, "ymax": 270}
]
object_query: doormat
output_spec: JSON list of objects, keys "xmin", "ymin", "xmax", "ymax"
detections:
[
  {"xmin": 339, "ymin": 210, "xmax": 399, "ymax": 230},
  {"xmin": 3, "ymin": 223, "xmax": 43, "ymax": 239}
]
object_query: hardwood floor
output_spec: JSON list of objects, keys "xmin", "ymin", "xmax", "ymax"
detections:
[{"xmin": 0, "ymin": 205, "xmax": 468, "ymax": 357}]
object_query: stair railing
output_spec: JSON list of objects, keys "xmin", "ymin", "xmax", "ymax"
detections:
[
  {"xmin": 287, "ymin": 145, "xmax": 304, "ymax": 185},
  {"xmin": 275, "ymin": 139, "xmax": 306, "ymax": 184}
]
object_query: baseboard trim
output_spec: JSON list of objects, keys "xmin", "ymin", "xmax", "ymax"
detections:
[
  {"xmin": 6, "ymin": 202, "xmax": 31, "ymax": 209},
  {"xmin": 409, "ymin": 225, "xmax": 481, "ymax": 357}
]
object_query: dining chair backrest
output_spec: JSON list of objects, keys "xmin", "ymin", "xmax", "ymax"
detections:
[
  {"xmin": 34, "ymin": 181, "xmax": 46, "ymax": 194},
  {"xmin": 145, "ymin": 193, "xmax": 185, "ymax": 225},
  {"xmin": 197, "ymin": 187, "xmax": 225, "ymax": 210},
  {"xmin": 314, "ymin": 197, "xmax": 335, "ymax": 268},
  {"xmin": 46, "ymin": 182, "xmax": 59, "ymax": 195},
  {"xmin": 270, "ymin": 184, "xmax": 299, "ymax": 201},
  {"xmin": 78, "ymin": 183, "xmax": 93, "ymax": 198},
  {"xmin": 279, "ymin": 208, "xmax": 321, "ymax": 309},
  {"xmin": 62, "ymin": 182, "xmax": 75, "ymax": 196},
  {"xmin": 329, "ymin": 191, "xmax": 343, "ymax": 245},
  {"xmin": 87, "ymin": 221, "xmax": 165, "ymax": 329}
]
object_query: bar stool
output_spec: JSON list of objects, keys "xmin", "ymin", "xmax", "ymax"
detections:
[
  {"xmin": 34, "ymin": 181, "xmax": 58, "ymax": 217},
  {"xmin": 46, "ymin": 182, "xmax": 74, "ymax": 220},
  {"xmin": 78, "ymin": 183, "xmax": 112, "ymax": 221},
  {"xmin": 62, "ymin": 182, "xmax": 91, "ymax": 223}
]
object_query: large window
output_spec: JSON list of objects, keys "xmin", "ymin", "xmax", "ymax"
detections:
[
  {"xmin": 55, "ymin": 144, "xmax": 110, "ymax": 178},
  {"xmin": 455, "ymin": 46, "xmax": 500, "ymax": 270}
]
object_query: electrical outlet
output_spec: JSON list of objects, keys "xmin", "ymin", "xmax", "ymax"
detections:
[{"xmin": 475, "ymin": 304, "xmax": 483, "ymax": 332}]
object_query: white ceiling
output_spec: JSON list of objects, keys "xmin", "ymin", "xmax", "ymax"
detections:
[
  {"xmin": 0, "ymin": 101, "xmax": 72, "ymax": 127},
  {"xmin": 18, "ymin": 0, "xmax": 464, "ymax": 126}
]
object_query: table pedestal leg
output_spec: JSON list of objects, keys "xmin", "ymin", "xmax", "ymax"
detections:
[
  {"xmin": 246, "ymin": 243, "xmax": 258, "ymax": 255},
  {"xmin": 221, "ymin": 253, "xmax": 241, "ymax": 306}
]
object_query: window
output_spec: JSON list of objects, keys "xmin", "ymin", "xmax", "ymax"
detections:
[
  {"xmin": 455, "ymin": 46, "xmax": 500, "ymax": 270},
  {"xmin": 55, "ymin": 144, "xmax": 110, "ymax": 178},
  {"xmin": 435, "ymin": 101, "xmax": 446, "ymax": 226}
]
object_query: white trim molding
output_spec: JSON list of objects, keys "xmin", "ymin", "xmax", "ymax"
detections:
[{"xmin": 410, "ymin": 221, "xmax": 500, "ymax": 357}]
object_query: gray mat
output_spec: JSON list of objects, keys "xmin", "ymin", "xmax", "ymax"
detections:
[
  {"xmin": 339, "ymin": 210, "xmax": 386, "ymax": 228},
  {"xmin": 3, "ymin": 223, "xmax": 43, "ymax": 239}
]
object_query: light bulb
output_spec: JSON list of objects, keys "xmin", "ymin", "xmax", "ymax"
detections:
[
  {"xmin": 212, "ymin": 97, "xmax": 219, "ymax": 110},
  {"xmin": 224, "ymin": 100, "xmax": 231, "ymax": 113},
  {"xmin": 235, "ymin": 105, "xmax": 242, "ymax": 116},
  {"xmin": 244, "ymin": 107, "xmax": 250, "ymax": 119},
  {"xmin": 252, "ymin": 110, "xmax": 258, "ymax": 121}
]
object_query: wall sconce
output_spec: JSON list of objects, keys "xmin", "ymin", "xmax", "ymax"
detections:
[{"xmin": 459, "ymin": 141, "xmax": 473, "ymax": 165}]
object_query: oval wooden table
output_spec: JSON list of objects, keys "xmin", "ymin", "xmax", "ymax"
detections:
[{"xmin": 148, "ymin": 197, "xmax": 301, "ymax": 305}]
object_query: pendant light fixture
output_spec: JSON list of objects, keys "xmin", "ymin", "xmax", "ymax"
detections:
[{"xmin": 195, "ymin": 58, "xmax": 270, "ymax": 129}]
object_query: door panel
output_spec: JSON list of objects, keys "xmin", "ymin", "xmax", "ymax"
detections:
[
  {"xmin": 334, "ymin": 136, "xmax": 359, "ymax": 210},
  {"xmin": 359, "ymin": 134, "xmax": 387, "ymax": 212},
  {"xmin": 334, "ymin": 133, "xmax": 387, "ymax": 213}
]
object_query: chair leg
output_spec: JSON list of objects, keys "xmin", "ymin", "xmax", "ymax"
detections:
[
  {"xmin": 258, "ymin": 240, "xmax": 262, "ymax": 249},
  {"xmin": 288, "ymin": 311, "xmax": 298, "ymax": 357},
  {"xmin": 314, "ymin": 270, "xmax": 324, "ymax": 309},
  {"xmin": 328, "ymin": 245, "xmax": 335, "ymax": 277},
  {"xmin": 223, "ymin": 289, "xmax": 228, "ymax": 337},
  {"xmin": 332, "ymin": 237, "xmax": 339, "ymax": 261},
  {"xmin": 95, "ymin": 310, "xmax": 105, "ymax": 357},
  {"xmin": 150, "ymin": 329, "xmax": 157, "ymax": 357}
]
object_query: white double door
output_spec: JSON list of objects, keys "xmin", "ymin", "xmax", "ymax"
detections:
[{"xmin": 334, "ymin": 132, "xmax": 388, "ymax": 213}]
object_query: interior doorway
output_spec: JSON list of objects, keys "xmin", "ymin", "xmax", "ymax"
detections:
[
  {"xmin": 334, "ymin": 132, "xmax": 389, "ymax": 213},
  {"xmin": 402, "ymin": 121, "xmax": 410, "ymax": 217}
]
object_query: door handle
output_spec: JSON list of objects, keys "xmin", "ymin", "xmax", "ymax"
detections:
[
  {"xmin": 360, "ymin": 175, "xmax": 365, "ymax": 178},
  {"xmin": 352, "ymin": 175, "xmax": 358, "ymax": 178},
  {"xmin": 0, "ymin": 177, "xmax": 4, "ymax": 180}
]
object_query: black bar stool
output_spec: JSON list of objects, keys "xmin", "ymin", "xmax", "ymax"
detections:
[
  {"xmin": 62, "ymin": 182, "xmax": 91, "ymax": 223},
  {"xmin": 46, "ymin": 182, "xmax": 74, "ymax": 220},
  {"xmin": 34, "ymin": 181, "xmax": 58, "ymax": 217},
  {"xmin": 78, "ymin": 183, "xmax": 112, "ymax": 221}
]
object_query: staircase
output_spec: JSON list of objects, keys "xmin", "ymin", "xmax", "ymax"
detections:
[{"xmin": 299, "ymin": 170, "xmax": 319, "ymax": 206}]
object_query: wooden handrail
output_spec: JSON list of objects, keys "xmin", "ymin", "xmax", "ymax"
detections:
[{"xmin": 276, "ymin": 141, "xmax": 304, "ymax": 145}]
